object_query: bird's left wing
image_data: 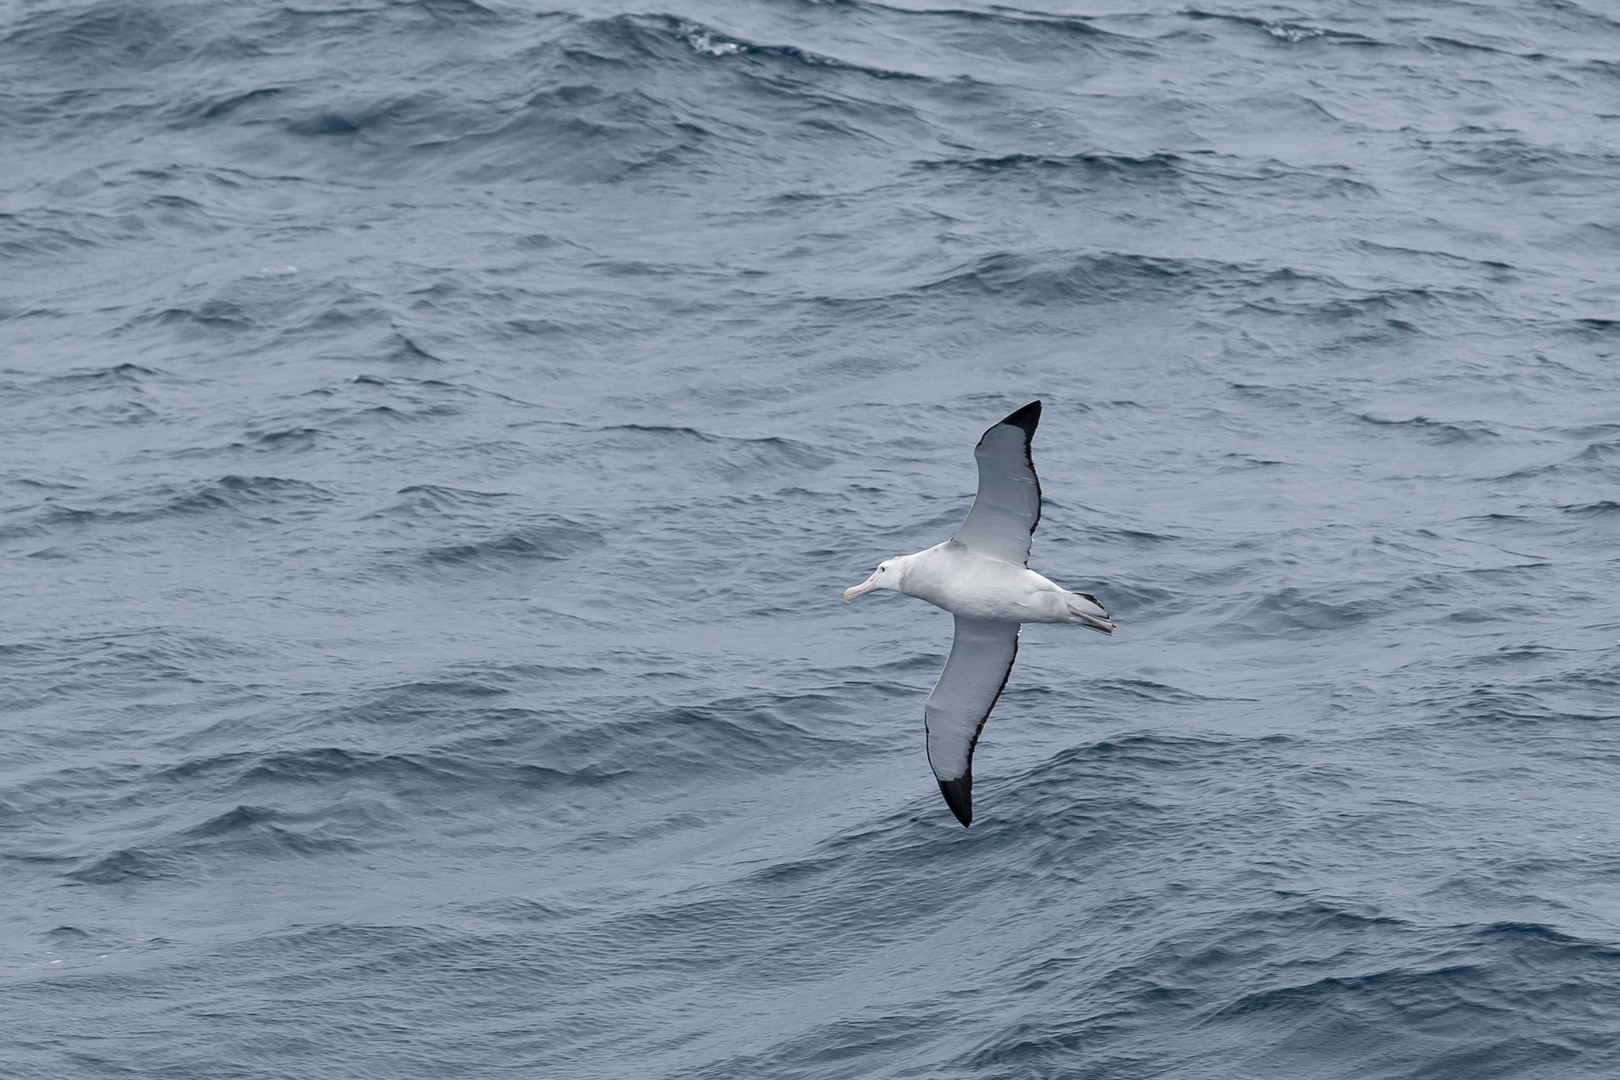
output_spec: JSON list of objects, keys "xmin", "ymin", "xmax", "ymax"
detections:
[
  {"xmin": 953, "ymin": 400, "xmax": 1042, "ymax": 566},
  {"xmin": 925, "ymin": 616, "xmax": 1021, "ymax": 827}
]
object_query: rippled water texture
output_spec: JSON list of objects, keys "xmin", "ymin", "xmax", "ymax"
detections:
[{"xmin": 4, "ymin": 0, "xmax": 1620, "ymax": 1076}]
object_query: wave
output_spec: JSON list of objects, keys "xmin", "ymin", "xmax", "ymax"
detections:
[
  {"xmin": 123, "ymin": 680, "xmax": 873, "ymax": 822},
  {"xmin": 1558, "ymin": 500, "xmax": 1620, "ymax": 517},
  {"xmin": 1222, "ymin": 586, "xmax": 1379, "ymax": 636},
  {"xmin": 819, "ymin": 251, "xmax": 1476, "ymax": 330},
  {"xmin": 920, "ymin": 149, "xmax": 1181, "ymax": 174},
  {"xmin": 369, "ymin": 483, "xmax": 514, "ymax": 519},
  {"xmin": 842, "ymin": 0, "xmax": 1114, "ymax": 41},
  {"xmin": 0, "ymin": 2, "xmax": 185, "ymax": 70},
  {"xmin": 910, "ymin": 251, "xmax": 1218, "ymax": 306},
  {"xmin": 1354, "ymin": 414, "xmax": 1500, "ymax": 445},
  {"xmin": 164, "ymin": 474, "xmax": 331, "ymax": 515},
  {"xmin": 1240, "ymin": 277, "xmax": 1486, "ymax": 324},
  {"xmin": 4, "ymin": 476, "xmax": 332, "ymax": 539},
  {"xmin": 1184, "ymin": 10, "xmax": 1388, "ymax": 48},
  {"xmin": 529, "ymin": 693, "xmax": 867, "ymax": 781},
  {"xmin": 0, "ymin": 209, "xmax": 109, "ymax": 258},
  {"xmin": 595, "ymin": 424, "xmax": 834, "ymax": 478},
  {"xmin": 66, "ymin": 803, "xmax": 373, "ymax": 885},
  {"xmin": 419, "ymin": 521, "xmax": 603, "ymax": 567},
  {"xmin": 65, "ymin": 846, "xmax": 180, "ymax": 885},
  {"xmin": 35, "ymin": 8, "xmax": 949, "ymax": 184},
  {"xmin": 42, "ymin": 362, "xmax": 161, "ymax": 386}
]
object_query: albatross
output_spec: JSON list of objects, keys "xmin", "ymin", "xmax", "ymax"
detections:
[{"xmin": 844, "ymin": 401, "xmax": 1114, "ymax": 827}]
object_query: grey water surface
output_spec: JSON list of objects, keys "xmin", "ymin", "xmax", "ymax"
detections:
[{"xmin": 4, "ymin": 0, "xmax": 1620, "ymax": 1076}]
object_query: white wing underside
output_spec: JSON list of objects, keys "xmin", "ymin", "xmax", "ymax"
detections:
[
  {"xmin": 952, "ymin": 405, "xmax": 1042, "ymax": 566},
  {"xmin": 925, "ymin": 616, "xmax": 1020, "ymax": 785}
]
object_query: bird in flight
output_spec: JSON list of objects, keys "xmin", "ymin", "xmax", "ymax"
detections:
[{"xmin": 844, "ymin": 401, "xmax": 1114, "ymax": 826}]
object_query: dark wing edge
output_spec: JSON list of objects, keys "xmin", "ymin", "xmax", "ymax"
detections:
[
  {"xmin": 998, "ymin": 399, "xmax": 1041, "ymax": 440},
  {"xmin": 937, "ymin": 774, "xmax": 975, "ymax": 828},
  {"xmin": 1002, "ymin": 400, "xmax": 1042, "ymax": 555}
]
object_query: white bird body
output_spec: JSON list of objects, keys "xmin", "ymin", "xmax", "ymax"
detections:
[
  {"xmin": 844, "ymin": 400, "xmax": 1114, "ymax": 827},
  {"xmin": 879, "ymin": 541, "xmax": 1112, "ymax": 628}
]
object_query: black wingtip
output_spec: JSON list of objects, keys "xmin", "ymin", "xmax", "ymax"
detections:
[
  {"xmin": 998, "ymin": 400, "xmax": 1041, "ymax": 437},
  {"xmin": 938, "ymin": 773, "xmax": 973, "ymax": 827}
]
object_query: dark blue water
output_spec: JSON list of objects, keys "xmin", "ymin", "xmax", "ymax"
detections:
[{"xmin": 5, "ymin": 0, "xmax": 1620, "ymax": 1075}]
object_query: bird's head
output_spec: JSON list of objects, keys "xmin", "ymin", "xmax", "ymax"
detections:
[{"xmin": 844, "ymin": 557, "xmax": 905, "ymax": 601}]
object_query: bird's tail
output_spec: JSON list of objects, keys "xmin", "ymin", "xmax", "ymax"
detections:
[{"xmin": 1066, "ymin": 592, "xmax": 1116, "ymax": 636}]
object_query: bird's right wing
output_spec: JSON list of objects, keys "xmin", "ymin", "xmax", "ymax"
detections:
[
  {"xmin": 925, "ymin": 616, "xmax": 1021, "ymax": 827},
  {"xmin": 952, "ymin": 400, "xmax": 1042, "ymax": 566}
]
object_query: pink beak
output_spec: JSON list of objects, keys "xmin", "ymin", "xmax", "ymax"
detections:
[{"xmin": 843, "ymin": 571, "xmax": 880, "ymax": 602}]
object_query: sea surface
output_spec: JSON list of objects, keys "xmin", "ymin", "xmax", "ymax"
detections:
[{"xmin": 4, "ymin": 0, "xmax": 1620, "ymax": 1076}]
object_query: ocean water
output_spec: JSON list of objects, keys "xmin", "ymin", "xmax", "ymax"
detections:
[{"xmin": 4, "ymin": 0, "xmax": 1620, "ymax": 1075}]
